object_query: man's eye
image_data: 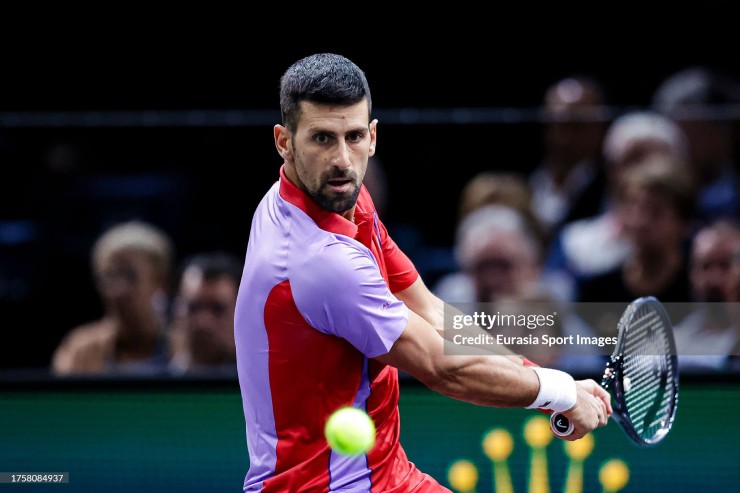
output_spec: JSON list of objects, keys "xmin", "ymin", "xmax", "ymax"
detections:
[
  {"xmin": 347, "ymin": 132, "xmax": 363, "ymax": 143},
  {"xmin": 315, "ymin": 134, "xmax": 330, "ymax": 144}
]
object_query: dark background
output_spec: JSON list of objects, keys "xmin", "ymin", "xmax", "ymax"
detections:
[{"xmin": 2, "ymin": 9, "xmax": 740, "ymax": 368}]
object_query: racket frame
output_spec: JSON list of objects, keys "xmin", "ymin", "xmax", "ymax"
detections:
[
  {"xmin": 608, "ymin": 297, "xmax": 679, "ymax": 446},
  {"xmin": 549, "ymin": 296, "xmax": 679, "ymax": 446}
]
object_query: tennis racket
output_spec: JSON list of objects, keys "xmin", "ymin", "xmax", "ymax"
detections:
[{"xmin": 549, "ymin": 296, "xmax": 679, "ymax": 446}]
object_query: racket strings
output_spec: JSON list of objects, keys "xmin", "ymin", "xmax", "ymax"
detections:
[{"xmin": 621, "ymin": 305, "xmax": 676, "ymax": 440}]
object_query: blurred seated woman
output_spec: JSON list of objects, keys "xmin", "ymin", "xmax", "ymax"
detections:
[{"xmin": 52, "ymin": 220, "xmax": 173, "ymax": 376}]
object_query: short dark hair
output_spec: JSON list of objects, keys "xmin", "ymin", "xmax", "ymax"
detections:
[
  {"xmin": 178, "ymin": 251, "xmax": 243, "ymax": 287},
  {"xmin": 279, "ymin": 53, "xmax": 372, "ymax": 133}
]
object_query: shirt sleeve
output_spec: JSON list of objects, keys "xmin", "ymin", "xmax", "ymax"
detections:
[
  {"xmin": 377, "ymin": 218, "xmax": 419, "ymax": 293},
  {"xmin": 291, "ymin": 239, "xmax": 409, "ymax": 358}
]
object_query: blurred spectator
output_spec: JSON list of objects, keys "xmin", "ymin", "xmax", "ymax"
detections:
[
  {"xmin": 25, "ymin": 139, "xmax": 194, "ymax": 367},
  {"xmin": 726, "ymin": 238, "xmax": 740, "ymax": 371},
  {"xmin": 577, "ymin": 156, "xmax": 696, "ymax": 326},
  {"xmin": 168, "ymin": 251, "xmax": 242, "ymax": 376},
  {"xmin": 434, "ymin": 203, "xmax": 576, "ymax": 304},
  {"xmin": 51, "ymin": 220, "xmax": 174, "ymax": 376},
  {"xmin": 545, "ymin": 111, "xmax": 690, "ymax": 299},
  {"xmin": 457, "ymin": 171, "xmax": 546, "ymax": 249},
  {"xmin": 689, "ymin": 219, "xmax": 740, "ymax": 303},
  {"xmin": 433, "ymin": 204, "xmax": 543, "ymax": 303},
  {"xmin": 674, "ymin": 219, "xmax": 740, "ymax": 372},
  {"xmin": 529, "ymin": 75, "xmax": 609, "ymax": 245},
  {"xmin": 435, "ymin": 204, "xmax": 603, "ymax": 372},
  {"xmin": 652, "ymin": 66, "xmax": 740, "ymax": 223},
  {"xmin": 433, "ymin": 173, "xmax": 547, "ymax": 303}
]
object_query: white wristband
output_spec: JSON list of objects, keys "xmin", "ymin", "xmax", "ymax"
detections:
[{"xmin": 525, "ymin": 367, "xmax": 577, "ymax": 413}]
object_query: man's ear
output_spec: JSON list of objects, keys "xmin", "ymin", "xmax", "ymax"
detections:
[
  {"xmin": 274, "ymin": 124, "xmax": 292, "ymax": 161},
  {"xmin": 368, "ymin": 118, "xmax": 378, "ymax": 157}
]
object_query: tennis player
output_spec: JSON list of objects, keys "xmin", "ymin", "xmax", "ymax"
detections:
[{"xmin": 235, "ymin": 53, "xmax": 611, "ymax": 493}]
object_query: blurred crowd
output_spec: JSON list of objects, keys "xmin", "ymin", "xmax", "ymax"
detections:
[
  {"xmin": 2, "ymin": 65, "xmax": 740, "ymax": 377},
  {"xmin": 50, "ymin": 219, "xmax": 241, "ymax": 377},
  {"xmin": 430, "ymin": 66, "xmax": 740, "ymax": 375}
]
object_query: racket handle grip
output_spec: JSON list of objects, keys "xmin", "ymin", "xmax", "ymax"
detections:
[{"xmin": 549, "ymin": 412, "xmax": 574, "ymax": 437}]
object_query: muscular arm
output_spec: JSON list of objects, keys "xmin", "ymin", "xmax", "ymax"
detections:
[
  {"xmin": 375, "ymin": 309, "xmax": 539, "ymax": 407},
  {"xmin": 375, "ymin": 299, "xmax": 612, "ymax": 439},
  {"xmin": 299, "ymin": 241, "xmax": 609, "ymax": 438},
  {"xmin": 394, "ymin": 277, "xmax": 525, "ymax": 364}
]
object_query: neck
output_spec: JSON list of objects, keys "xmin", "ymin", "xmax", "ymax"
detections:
[
  {"xmin": 341, "ymin": 206, "xmax": 356, "ymax": 222},
  {"xmin": 107, "ymin": 304, "xmax": 162, "ymax": 344},
  {"xmin": 284, "ymin": 162, "xmax": 301, "ymax": 190},
  {"xmin": 109, "ymin": 316, "xmax": 160, "ymax": 360}
]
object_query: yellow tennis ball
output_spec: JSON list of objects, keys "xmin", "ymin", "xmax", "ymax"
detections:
[
  {"xmin": 447, "ymin": 459, "xmax": 479, "ymax": 492},
  {"xmin": 599, "ymin": 458, "xmax": 630, "ymax": 492},
  {"xmin": 324, "ymin": 407, "xmax": 376, "ymax": 456},
  {"xmin": 482, "ymin": 428, "xmax": 514, "ymax": 461}
]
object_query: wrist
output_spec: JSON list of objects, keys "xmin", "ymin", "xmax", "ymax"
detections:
[{"xmin": 525, "ymin": 367, "xmax": 577, "ymax": 413}]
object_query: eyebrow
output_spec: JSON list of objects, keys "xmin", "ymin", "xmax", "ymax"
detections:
[{"xmin": 307, "ymin": 124, "xmax": 368, "ymax": 134}]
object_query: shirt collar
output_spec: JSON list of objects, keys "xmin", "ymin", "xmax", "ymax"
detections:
[{"xmin": 278, "ymin": 164, "xmax": 361, "ymax": 238}]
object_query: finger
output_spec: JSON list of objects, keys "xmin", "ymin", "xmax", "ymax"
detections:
[
  {"xmin": 590, "ymin": 383, "xmax": 613, "ymax": 415},
  {"xmin": 601, "ymin": 394, "xmax": 613, "ymax": 415},
  {"xmin": 598, "ymin": 391, "xmax": 613, "ymax": 415},
  {"xmin": 590, "ymin": 397, "xmax": 605, "ymax": 426},
  {"xmin": 567, "ymin": 428, "xmax": 586, "ymax": 441}
]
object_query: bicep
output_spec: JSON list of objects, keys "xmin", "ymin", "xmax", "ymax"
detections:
[{"xmin": 373, "ymin": 308, "xmax": 444, "ymax": 386}]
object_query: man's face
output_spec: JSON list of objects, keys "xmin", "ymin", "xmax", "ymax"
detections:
[
  {"xmin": 543, "ymin": 80, "xmax": 605, "ymax": 168},
  {"xmin": 468, "ymin": 231, "xmax": 539, "ymax": 302},
  {"xmin": 178, "ymin": 267, "xmax": 237, "ymax": 363},
  {"xmin": 618, "ymin": 187, "xmax": 686, "ymax": 252},
  {"xmin": 282, "ymin": 100, "xmax": 376, "ymax": 213},
  {"xmin": 95, "ymin": 249, "xmax": 162, "ymax": 311},
  {"xmin": 691, "ymin": 231, "xmax": 740, "ymax": 302}
]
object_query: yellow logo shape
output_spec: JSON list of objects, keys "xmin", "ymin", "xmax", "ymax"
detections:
[{"xmin": 446, "ymin": 415, "xmax": 629, "ymax": 493}]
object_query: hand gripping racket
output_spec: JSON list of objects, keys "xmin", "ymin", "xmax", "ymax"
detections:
[{"xmin": 550, "ymin": 296, "xmax": 679, "ymax": 446}]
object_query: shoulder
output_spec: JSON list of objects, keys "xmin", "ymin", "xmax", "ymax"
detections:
[
  {"xmin": 52, "ymin": 320, "xmax": 115, "ymax": 374},
  {"xmin": 58, "ymin": 320, "xmax": 115, "ymax": 353},
  {"xmin": 292, "ymin": 235, "xmax": 379, "ymax": 293}
]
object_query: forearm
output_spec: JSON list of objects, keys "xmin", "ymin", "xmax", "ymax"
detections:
[{"xmin": 425, "ymin": 354, "xmax": 540, "ymax": 408}]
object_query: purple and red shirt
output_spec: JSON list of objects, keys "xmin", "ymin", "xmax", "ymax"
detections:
[{"xmin": 235, "ymin": 166, "xmax": 448, "ymax": 492}]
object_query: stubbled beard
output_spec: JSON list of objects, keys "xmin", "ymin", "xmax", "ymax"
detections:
[
  {"xmin": 297, "ymin": 162, "xmax": 362, "ymax": 213},
  {"xmin": 310, "ymin": 179, "xmax": 362, "ymax": 213}
]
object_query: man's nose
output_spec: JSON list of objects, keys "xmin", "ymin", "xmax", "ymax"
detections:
[{"xmin": 332, "ymin": 141, "xmax": 352, "ymax": 169}]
